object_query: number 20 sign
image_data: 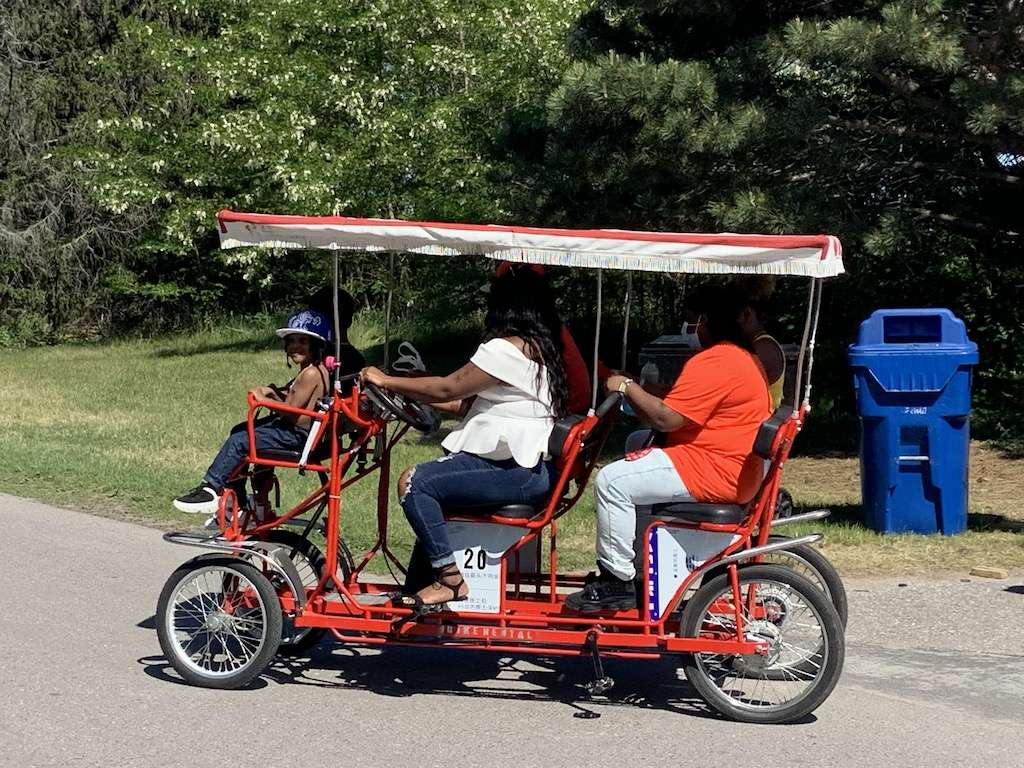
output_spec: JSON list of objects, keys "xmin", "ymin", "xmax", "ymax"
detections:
[{"xmin": 444, "ymin": 521, "xmax": 528, "ymax": 614}]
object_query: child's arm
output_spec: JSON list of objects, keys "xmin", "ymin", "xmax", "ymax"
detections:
[{"xmin": 248, "ymin": 384, "xmax": 284, "ymax": 402}]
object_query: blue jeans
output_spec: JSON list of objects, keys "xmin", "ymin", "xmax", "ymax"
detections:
[
  {"xmin": 401, "ymin": 452, "xmax": 553, "ymax": 568},
  {"xmin": 203, "ymin": 417, "xmax": 307, "ymax": 491}
]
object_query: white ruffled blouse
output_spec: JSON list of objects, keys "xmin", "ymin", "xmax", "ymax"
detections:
[{"xmin": 440, "ymin": 338, "xmax": 555, "ymax": 468}]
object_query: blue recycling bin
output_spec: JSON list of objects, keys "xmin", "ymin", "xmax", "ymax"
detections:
[{"xmin": 849, "ymin": 309, "xmax": 979, "ymax": 535}]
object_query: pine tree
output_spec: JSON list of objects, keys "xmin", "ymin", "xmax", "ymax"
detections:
[{"xmin": 524, "ymin": 0, "xmax": 1024, "ymax": 441}]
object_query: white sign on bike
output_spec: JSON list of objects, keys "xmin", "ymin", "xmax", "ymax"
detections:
[{"xmin": 444, "ymin": 521, "xmax": 527, "ymax": 614}]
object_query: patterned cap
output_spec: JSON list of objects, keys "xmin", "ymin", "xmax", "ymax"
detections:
[{"xmin": 275, "ymin": 309, "xmax": 333, "ymax": 344}]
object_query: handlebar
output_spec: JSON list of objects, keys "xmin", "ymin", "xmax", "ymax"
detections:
[{"xmin": 594, "ymin": 391, "xmax": 623, "ymax": 419}]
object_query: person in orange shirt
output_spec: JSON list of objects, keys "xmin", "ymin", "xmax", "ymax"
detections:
[{"xmin": 565, "ymin": 286, "xmax": 772, "ymax": 612}]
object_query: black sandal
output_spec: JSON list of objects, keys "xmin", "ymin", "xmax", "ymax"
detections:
[{"xmin": 391, "ymin": 563, "xmax": 468, "ymax": 612}]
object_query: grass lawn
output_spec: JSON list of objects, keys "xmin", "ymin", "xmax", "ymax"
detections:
[{"xmin": 1, "ymin": 322, "xmax": 1021, "ymax": 576}]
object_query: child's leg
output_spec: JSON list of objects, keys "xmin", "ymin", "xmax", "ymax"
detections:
[
  {"xmin": 202, "ymin": 419, "xmax": 308, "ymax": 492},
  {"xmin": 202, "ymin": 430, "xmax": 251, "ymax": 492}
]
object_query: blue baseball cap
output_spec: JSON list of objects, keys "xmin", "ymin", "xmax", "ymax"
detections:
[{"xmin": 275, "ymin": 309, "xmax": 333, "ymax": 344}]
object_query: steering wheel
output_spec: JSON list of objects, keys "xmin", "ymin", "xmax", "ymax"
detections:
[{"xmin": 362, "ymin": 381, "xmax": 440, "ymax": 434}]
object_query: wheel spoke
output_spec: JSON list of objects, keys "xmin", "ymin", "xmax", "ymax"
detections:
[
  {"xmin": 165, "ymin": 563, "xmax": 274, "ymax": 681},
  {"xmin": 688, "ymin": 573, "xmax": 833, "ymax": 715}
]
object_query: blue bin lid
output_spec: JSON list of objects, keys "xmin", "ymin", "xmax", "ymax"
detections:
[{"xmin": 848, "ymin": 309, "xmax": 978, "ymax": 393}]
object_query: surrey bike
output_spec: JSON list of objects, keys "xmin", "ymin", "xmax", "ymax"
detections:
[{"xmin": 156, "ymin": 212, "xmax": 846, "ymax": 724}]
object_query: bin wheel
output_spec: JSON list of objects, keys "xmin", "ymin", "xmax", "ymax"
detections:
[
  {"xmin": 157, "ymin": 557, "xmax": 281, "ymax": 689},
  {"xmin": 681, "ymin": 564, "xmax": 844, "ymax": 724},
  {"xmin": 261, "ymin": 530, "xmax": 354, "ymax": 654}
]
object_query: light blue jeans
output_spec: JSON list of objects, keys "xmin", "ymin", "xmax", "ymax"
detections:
[{"xmin": 595, "ymin": 448, "xmax": 695, "ymax": 580}]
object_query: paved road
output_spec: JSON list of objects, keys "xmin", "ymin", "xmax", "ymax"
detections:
[{"xmin": 1, "ymin": 494, "xmax": 1021, "ymax": 768}]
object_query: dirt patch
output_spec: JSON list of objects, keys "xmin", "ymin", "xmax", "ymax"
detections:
[
  {"xmin": 969, "ymin": 442, "xmax": 1022, "ymax": 520},
  {"xmin": 784, "ymin": 440, "xmax": 1022, "ymax": 520}
]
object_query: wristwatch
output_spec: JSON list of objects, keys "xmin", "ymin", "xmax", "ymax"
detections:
[{"xmin": 617, "ymin": 378, "xmax": 633, "ymax": 394}]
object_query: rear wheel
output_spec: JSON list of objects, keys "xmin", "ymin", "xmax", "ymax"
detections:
[
  {"xmin": 157, "ymin": 558, "xmax": 282, "ymax": 689},
  {"xmin": 261, "ymin": 529, "xmax": 354, "ymax": 653},
  {"xmin": 761, "ymin": 536, "xmax": 848, "ymax": 627},
  {"xmin": 702, "ymin": 538, "xmax": 848, "ymax": 627},
  {"xmin": 680, "ymin": 564, "xmax": 844, "ymax": 724}
]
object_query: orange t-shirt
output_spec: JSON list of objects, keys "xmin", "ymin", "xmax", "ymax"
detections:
[{"xmin": 660, "ymin": 343, "xmax": 771, "ymax": 503}]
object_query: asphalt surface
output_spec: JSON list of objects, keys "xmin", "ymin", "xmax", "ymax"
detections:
[{"xmin": 1, "ymin": 494, "xmax": 1021, "ymax": 768}]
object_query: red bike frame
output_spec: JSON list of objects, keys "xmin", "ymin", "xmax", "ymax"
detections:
[{"xmin": 212, "ymin": 384, "xmax": 809, "ymax": 663}]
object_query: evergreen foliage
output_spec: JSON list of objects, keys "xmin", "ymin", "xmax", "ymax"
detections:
[
  {"xmin": 1, "ymin": 0, "xmax": 1021, "ymax": 442},
  {"xmin": 66, "ymin": 0, "xmax": 584, "ymax": 328},
  {"xmin": 521, "ymin": 0, "xmax": 1024, "ymax": 440}
]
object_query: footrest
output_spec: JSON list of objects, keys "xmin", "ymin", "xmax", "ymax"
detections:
[{"xmin": 648, "ymin": 502, "xmax": 746, "ymax": 525}]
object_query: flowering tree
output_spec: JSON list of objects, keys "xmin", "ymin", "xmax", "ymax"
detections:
[{"xmin": 72, "ymin": 0, "xmax": 583, "ymax": 312}]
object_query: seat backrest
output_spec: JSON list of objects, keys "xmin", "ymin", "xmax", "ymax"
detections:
[
  {"xmin": 753, "ymin": 405, "xmax": 793, "ymax": 459},
  {"xmin": 562, "ymin": 393, "xmax": 621, "ymax": 486},
  {"xmin": 547, "ymin": 414, "xmax": 586, "ymax": 470},
  {"xmin": 744, "ymin": 406, "xmax": 804, "ymax": 525}
]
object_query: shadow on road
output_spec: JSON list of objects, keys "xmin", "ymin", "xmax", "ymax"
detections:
[{"xmin": 137, "ymin": 639, "xmax": 816, "ymax": 723}]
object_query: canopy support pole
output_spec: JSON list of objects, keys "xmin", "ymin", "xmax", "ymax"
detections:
[
  {"xmin": 384, "ymin": 252, "xmax": 395, "ymax": 371},
  {"xmin": 332, "ymin": 251, "xmax": 341, "ymax": 388},
  {"xmin": 591, "ymin": 270, "xmax": 603, "ymax": 413},
  {"xmin": 802, "ymin": 278, "xmax": 823, "ymax": 407},
  {"xmin": 791, "ymin": 279, "xmax": 818, "ymax": 414},
  {"xmin": 620, "ymin": 272, "xmax": 632, "ymax": 371}
]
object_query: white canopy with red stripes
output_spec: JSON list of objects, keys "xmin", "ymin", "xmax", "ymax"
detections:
[{"xmin": 218, "ymin": 210, "xmax": 844, "ymax": 278}]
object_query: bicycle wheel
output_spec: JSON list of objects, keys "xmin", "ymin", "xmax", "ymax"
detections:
[
  {"xmin": 762, "ymin": 536, "xmax": 848, "ymax": 627},
  {"xmin": 157, "ymin": 557, "xmax": 282, "ymax": 689},
  {"xmin": 680, "ymin": 564, "xmax": 844, "ymax": 724},
  {"xmin": 261, "ymin": 529, "xmax": 355, "ymax": 653}
]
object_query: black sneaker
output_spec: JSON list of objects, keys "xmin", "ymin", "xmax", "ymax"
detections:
[
  {"xmin": 564, "ymin": 565, "xmax": 636, "ymax": 613},
  {"xmin": 173, "ymin": 484, "xmax": 220, "ymax": 514}
]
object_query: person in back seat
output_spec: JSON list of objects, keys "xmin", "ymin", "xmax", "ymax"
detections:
[
  {"xmin": 565, "ymin": 286, "xmax": 771, "ymax": 612},
  {"xmin": 360, "ymin": 267, "xmax": 569, "ymax": 611},
  {"xmin": 308, "ymin": 285, "xmax": 366, "ymax": 383},
  {"xmin": 173, "ymin": 310, "xmax": 332, "ymax": 515}
]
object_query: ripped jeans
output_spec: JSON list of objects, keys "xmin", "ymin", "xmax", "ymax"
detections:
[{"xmin": 401, "ymin": 452, "xmax": 553, "ymax": 568}]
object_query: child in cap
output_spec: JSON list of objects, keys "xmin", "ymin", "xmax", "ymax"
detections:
[{"xmin": 173, "ymin": 309, "xmax": 333, "ymax": 514}]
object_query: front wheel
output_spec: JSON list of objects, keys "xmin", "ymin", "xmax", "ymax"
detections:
[
  {"xmin": 156, "ymin": 557, "xmax": 282, "ymax": 689},
  {"xmin": 680, "ymin": 564, "xmax": 844, "ymax": 724}
]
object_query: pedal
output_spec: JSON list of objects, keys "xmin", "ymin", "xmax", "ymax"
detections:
[
  {"xmin": 584, "ymin": 676, "xmax": 615, "ymax": 696},
  {"xmin": 583, "ymin": 630, "xmax": 615, "ymax": 697}
]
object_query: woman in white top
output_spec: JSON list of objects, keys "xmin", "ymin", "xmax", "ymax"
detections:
[{"xmin": 360, "ymin": 267, "xmax": 570, "ymax": 610}]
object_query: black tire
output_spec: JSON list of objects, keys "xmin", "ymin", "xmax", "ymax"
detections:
[
  {"xmin": 763, "ymin": 536, "xmax": 848, "ymax": 627},
  {"xmin": 680, "ymin": 564, "xmax": 845, "ymax": 724},
  {"xmin": 261, "ymin": 529, "xmax": 354, "ymax": 653},
  {"xmin": 701, "ymin": 538, "xmax": 848, "ymax": 628},
  {"xmin": 156, "ymin": 557, "xmax": 282, "ymax": 689}
]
